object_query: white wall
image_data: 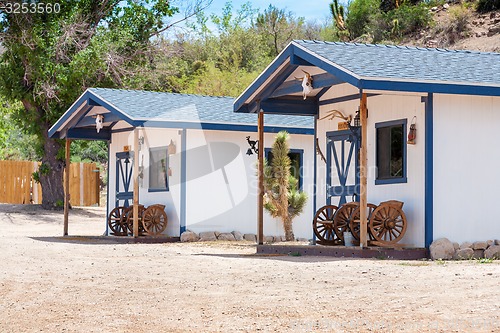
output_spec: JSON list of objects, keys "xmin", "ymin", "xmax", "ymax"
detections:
[
  {"xmin": 433, "ymin": 94, "xmax": 500, "ymax": 243},
  {"xmin": 185, "ymin": 129, "xmax": 314, "ymax": 239},
  {"xmin": 108, "ymin": 127, "xmax": 314, "ymax": 239},
  {"xmin": 108, "ymin": 128, "xmax": 182, "ymax": 237},
  {"xmin": 317, "ymin": 85, "xmax": 426, "ymax": 247}
]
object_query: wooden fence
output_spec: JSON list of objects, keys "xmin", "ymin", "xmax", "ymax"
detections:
[{"xmin": 0, "ymin": 160, "xmax": 100, "ymax": 206}]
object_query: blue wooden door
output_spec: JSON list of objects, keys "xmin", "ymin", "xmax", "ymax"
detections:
[
  {"xmin": 326, "ymin": 128, "xmax": 361, "ymax": 206},
  {"xmin": 115, "ymin": 151, "xmax": 133, "ymax": 207}
]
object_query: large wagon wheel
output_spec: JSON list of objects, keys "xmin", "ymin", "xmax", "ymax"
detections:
[
  {"xmin": 107, "ymin": 206, "xmax": 128, "ymax": 236},
  {"xmin": 349, "ymin": 203, "xmax": 378, "ymax": 241},
  {"xmin": 369, "ymin": 203, "xmax": 407, "ymax": 245},
  {"xmin": 142, "ymin": 204, "xmax": 168, "ymax": 236},
  {"xmin": 125, "ymin": 205, "xmax": 146, "ymax": 235},
  {"xmin": 312, "ymin": 205, "xmax": 341, "ymax": 245},
  {"xmin": 333, "ymin": 202, "xmax": 358, "ymax": 243}
]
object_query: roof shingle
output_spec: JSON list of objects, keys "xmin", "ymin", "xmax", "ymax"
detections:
[
  {"xmin": 295, "ymin": 40, "xmax": 500, "ymax": 86},
  {"xmin": 89, "ymin": 88, "xmax": 313, "ymax": 129}
]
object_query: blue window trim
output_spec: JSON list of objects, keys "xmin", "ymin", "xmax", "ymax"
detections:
[
  {"xmin": 148, "ymin": 146, "xmax": 170, "ymax": 192},
  {"xmin": 264, "ymin": 147, "xmax": 304, "ymax": 190},
  {"xmin": 375, "ymin": 119, "xmax": 407, "ymax": 185}
]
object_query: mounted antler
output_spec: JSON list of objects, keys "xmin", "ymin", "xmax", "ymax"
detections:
[
  {"xmin": 320, "ymin": 110, "xmax": 352, "ymax": 123},
  {"xmin": 294, "ymin": 70, "xmax": 313, "ymax": 100}
]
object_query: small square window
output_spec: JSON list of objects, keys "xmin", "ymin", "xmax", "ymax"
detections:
[
  {"xmin": 265, "ymin": 149, "xmax": 303, "ymax": 190},
  {"xmin": 375, "ymin": 120, "xmax": 407, "ymax": 185},
  {"xmin": 149, "ymin": 147, "xmax": 169, "ymax": 191}
]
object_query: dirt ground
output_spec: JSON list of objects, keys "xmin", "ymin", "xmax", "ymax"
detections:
[{"xmin": 0, "ymin": 204, "xmax": 498, "ymax": 333}]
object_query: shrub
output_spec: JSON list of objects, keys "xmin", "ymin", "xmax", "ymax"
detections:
[
  {"xmin": 386, "ymin": 2, "xmax": 433, "ymax": 38},
  {"xmin": 346, "ymin": 0, "xmax": 381, "ymax": 39}
]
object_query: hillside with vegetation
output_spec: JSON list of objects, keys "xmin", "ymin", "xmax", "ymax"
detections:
[{"xmin": 0, "ymin": 0, "xmax": 498, "ymax": 206}]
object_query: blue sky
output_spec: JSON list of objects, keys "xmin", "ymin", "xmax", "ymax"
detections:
[
  {"xmin": 208, "ymin": 0, "xmax": 334, "ymax": 22},
  {"xmin": 171, "ymin": 0, "xmax": 335, "ymax": 29}
]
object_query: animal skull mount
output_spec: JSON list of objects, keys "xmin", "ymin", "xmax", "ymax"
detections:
[
  {"xmin": 295, "ymin": 70, "xmax": 313, "ymax": 100},
  {"xmin": 95, "ymin": 114, "xmax": 104, "ymax": 133}
]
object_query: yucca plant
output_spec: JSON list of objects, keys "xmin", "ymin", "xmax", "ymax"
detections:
[{"xmin": 263, "ymin": 131, "xmax": 308, "ymax": 241}]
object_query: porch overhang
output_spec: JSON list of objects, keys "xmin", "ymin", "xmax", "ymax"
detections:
[
  {"xmin": 48, "ymin": 90, "xmax": 135, "ymax": 140},
  {"xmin": 233, "ymin": 40, "xmax": 500, "ymax": 115}
]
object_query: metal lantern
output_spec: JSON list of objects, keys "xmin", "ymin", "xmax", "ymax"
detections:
[
  {"xmin": 408, "ymin": 116, "xmax": 416, "ymax": 145},
  {"xmin": 353, "ymin": 109, "xmax": 361, "ymax": 127}
]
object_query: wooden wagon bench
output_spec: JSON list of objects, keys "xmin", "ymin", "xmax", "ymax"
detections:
[
  {"xmin": 313, "ymin": 200, "xmax": 408, "ymax": 247},
  {"xmin": 107, "ymin": 204, "xmax": 168, "ymax": 236}
]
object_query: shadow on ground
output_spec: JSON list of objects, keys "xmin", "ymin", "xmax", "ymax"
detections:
[{"xmin": 29, "ymin": 235, "xmax": 179, "ymax": 245}]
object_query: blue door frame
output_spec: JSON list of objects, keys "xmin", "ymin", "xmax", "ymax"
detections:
[
  {"xmin": 115, "ymin": 151, "xmax": 133, "ymax": 207},
  {"xmin": 326, "ymin": 128, "xmax": 361, "ymax": 206}
]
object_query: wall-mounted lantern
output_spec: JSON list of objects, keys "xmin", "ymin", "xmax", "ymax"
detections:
[
  {"xmin": 408, "ymin": 116, "xmax": 417, "ymax": 145},
  {"xmin": 352, "ymin": 109, "xmax": 361, "ymax": 128},
  {"xmin": 168, "ymin": 139, "xmax": 176, "ymax": 155},
  {"xmin": 246, "ymin": 136, "xmax": 259, "ymax": 155}
]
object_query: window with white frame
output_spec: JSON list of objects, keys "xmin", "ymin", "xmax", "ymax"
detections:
[{"xmin": 149, "ymin": 147, "xmax": 169, "ymax": 191}]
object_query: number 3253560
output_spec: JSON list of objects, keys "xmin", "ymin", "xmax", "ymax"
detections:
[{"xmin": 1, "ymin": 2, "xmax": 61, "ymax": 14}]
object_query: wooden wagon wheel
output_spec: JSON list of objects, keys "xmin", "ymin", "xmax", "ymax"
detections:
[
  {"xmin": 125, "ymin": 205, "xmax": 146, "ymax": 235},
  {"xmin": 312, "ymin": 205, "xmax": 341, "ymax": 245},
  {"xmin": 142, "ymin": 204, "xmax": 168, "ymax": 236},
  {"xmin": 107, "ymin": 206, "xmax": 128, "ymax": 236},
  {"xmin": 369, "ymin": 204, "xmax": 407, "ymax": 245},
  {"xmin": 349, "ymin": 203, "xmax": 378, "ymax": 241},
  {"xmin": 333, "ymin": 202, "xmax": 358, "ymax": 242}
]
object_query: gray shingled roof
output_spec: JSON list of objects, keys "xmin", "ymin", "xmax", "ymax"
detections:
[
  {"xmin": 89, "ymin": 88, "xmax": 313, "ymax": 128},
  {"xmin": 295, "ymin": 40, "xmax": 500, "ymax": 86}
]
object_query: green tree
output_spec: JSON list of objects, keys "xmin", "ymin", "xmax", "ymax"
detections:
[
  {"xmin": 172, "ymin": 1, "xmax": 269, "ymax": 96},
  {"xmin": 0, "ymin": 97, "xmax": 40, "ymax": 160},
  {"xmin": 345, "ymin": 0, "xmax": 380, "ymax": 39},
  {"xmin": 263, "ymin": 131, "xmax": 307, "ymax": 241},
  {"xmin": 0, "ymin": 1, "xmax": 178, "ymax": 208},
  {"xmin": 255, "ymin": 5, "xmax": 305, "ymax": 57}
]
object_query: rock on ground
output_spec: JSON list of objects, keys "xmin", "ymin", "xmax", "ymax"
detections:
[
  {"xmin": 472, "ymin": 241, "xmax": 488, "ymax": 250},
  {"xmin": 243, "ymin": 233, "xmax": 256, "ymax": 242},
  {"xmin": 180, "ymin": 230, "xmax": 199, "ymax": 242},
  {"xmin": 472, "ymin": 249, "xmax": 484, "ymax": 259},
  {"xmin": 484, "ymin": 245, "xmax": 500, "ymax": 259},
  {"xmin": 217, "ymin": 233, "xmax": 236, "ymax": 241},
  {"xmin": 460, "ymin": 241, "xmax": 472, "ymax": 249},
  {"xmin": 264, "ymin": 236, "xmax": 274, "ymax": 243},
  {"xmin": 430, "ymin": 238, "xmax": 455, "ymax": 260},
  {"xmin": 232, "ymin": 231, "xmax": 244, "ymax": 241},
  {"xmin": 454, "ymin": 248, "xmax": 474, "ymax": 260},
  {"xmin": 199, "ymin": 231, "xmax": 217, "ymax": 241}
]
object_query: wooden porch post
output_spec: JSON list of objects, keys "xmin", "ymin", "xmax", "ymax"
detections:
[
  {"xmin": 63, "ymin": 139, "xmax": 71, "ymax": 236},
  {"xmin": 359, "ymin": 93, "xmax": 368, "ymax": 248},
  {"xmin": 133, "ymin": 128, "xmax": 139, "ymax": 238},
  {"xmin": 257, "ymin": 111, "xmax": 264, "ymax": 245}
]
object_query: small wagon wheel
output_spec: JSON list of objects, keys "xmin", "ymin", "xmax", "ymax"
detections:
[
  {"xmin": 349, "ymin": 203, "xmax": 378, "ymax": 241},
  {"xmin": 142, "ymin": 204, "xmax": 168, "ymax": 236},
  {"xmin": 313, "ymin": 205, "xmax": 340, "ymax": 245},
  {"xmin": 333, "ymin": 202, "xmax": 359, "ymax": 242},
  {"xmin": 107, "ymin": 206, "xmax": 128, "ymax": 236},
  {"xmin": 369, "ymin": 204, "xmax": 407, "ymax": 245},
  {"xmin": 125, "ymin": 205, "xmax": 146, "ymax": 235}
]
